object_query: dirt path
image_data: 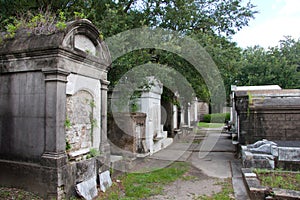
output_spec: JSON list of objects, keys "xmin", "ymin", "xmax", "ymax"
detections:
[
  {"xmin": 126, "ymin": 129, "xmax": 236, "ymax": 200},
  {"xmin": 147, "ymin": 164, "xmax": 225, "ymax": 200}
]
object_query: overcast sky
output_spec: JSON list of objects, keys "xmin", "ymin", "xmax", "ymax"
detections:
[{"xmin": 232, "ymin": 0, "xmax": 300, "ymax": 48}]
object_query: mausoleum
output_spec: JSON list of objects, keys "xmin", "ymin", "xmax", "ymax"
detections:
[{"xmin": 0, "ymin": 19, "xmax": 111, "ymax": 199}]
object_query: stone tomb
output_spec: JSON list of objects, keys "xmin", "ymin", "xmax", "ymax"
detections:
[
  {"xmin": 241, "ymin": 139, "xmax": 300, "ymax": 170},
  {"xmin": 232, "ymin": 87, "xmax": 300, "ymax": 144},
  {"xmin": 0, "ymin": 20, "xmax": 111, "ymax": 199},
  {"xmin": 108, "ymin": 78, "xmax": 173, "ymax": 156},
  {"xmin": 137, "ymin": 78, "xmax": 173, "ymax": 154}
]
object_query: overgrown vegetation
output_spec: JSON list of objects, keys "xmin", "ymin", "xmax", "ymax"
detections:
[
  {"xmin": 65, "ymin": 140, "xmax": 71, "ymax": 151},
  {"xmin": 86, "ymin": 148, "xmax": 100, "ymax": 159},
  {"xmin": 1, "ymin": 0, "xmax": 299, "ymax": 105},
  {"xmin": 254, "ymin": 168, "xmax": 300, "ymax": 191},
  {"xmin": 88, "ymin": 99, "xmax": 97, "ymax": 144},
  {"xmin": 1, "ymin": 9, "xmax": 67, "ymax": 40},
  {"xmin": 64, "ymin": 116, "xmax": 71, "ymax": 129}
]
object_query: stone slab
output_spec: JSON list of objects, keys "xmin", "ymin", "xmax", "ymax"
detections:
[
  {"xmin": 99, "ymin": 170, "xmax": 112, "ymax": 192},
  {"xmin": 188, "ymin": 152, "xmax": 234, "ymax": 178},
  {"xmin": 232, "ymin": 177, "xmax": 250, "ymax": 200},
  {"xmin": 75, "ymin": 176, "xmax": 98, "ymax": 200},
  {"xmin": 231, "ymin": 160, "xmax": 243, "ymax": 178},
  {"xmin": 150, "ymin": 149, "xmax": 188, "ymax": 161}
]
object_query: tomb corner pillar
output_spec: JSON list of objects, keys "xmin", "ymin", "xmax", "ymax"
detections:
[
  {"xmin": 100, "ymin": 79, "xmax": 110, "ymax": 164},
  {"xmin": 41, "ymin": 68, "xmax": 70, "ymax": 167}
]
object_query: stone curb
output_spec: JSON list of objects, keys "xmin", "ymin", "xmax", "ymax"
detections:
[{"xmin": 242, "ymin": 168, "xmax": 300, "ymax": 200}]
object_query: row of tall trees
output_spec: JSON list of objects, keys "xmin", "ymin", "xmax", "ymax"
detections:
[
  {"xmin": 0, "ymin": 0, "xmax": 299, "ymax": 104},
  {"xmin": 236, "ymin": 36, "xmax": 300, "ymax": 89}
]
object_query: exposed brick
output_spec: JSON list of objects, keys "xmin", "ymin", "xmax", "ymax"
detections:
[
  {"xmin": 286, "ymin": 129, "xmax": 300, "ymax": 139},
  {"xmin": 286, "ymin": 113, "xmax": 300, "ymax": 121},
  {"xmin": 263, "ymin": 113, "xmax": 286, "ymax": 121}
]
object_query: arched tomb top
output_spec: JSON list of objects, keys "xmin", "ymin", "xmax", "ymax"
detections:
[
  {"xmin": 62, "ymin": 19, "xmax": 111, "ymax": 64},
  {"xmin": 0, "ymin": 19, "xmax": 111, "ymax": 70}
]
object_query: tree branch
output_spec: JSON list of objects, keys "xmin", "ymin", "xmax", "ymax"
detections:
[{"xmin": 124, "ymin": 0, "xmax": 135, "ymax": 13}]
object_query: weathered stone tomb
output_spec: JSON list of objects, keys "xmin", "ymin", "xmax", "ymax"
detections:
[
  {"xmin": 231, "ymin": 86, "xmax": 300, "ymax": 144},
  {"xmin": 0, "ymin": 20, "xmax": 111, "ymax": 199}
]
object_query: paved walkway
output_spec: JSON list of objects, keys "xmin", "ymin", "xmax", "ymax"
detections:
[{"xmin": 130, "ymin": 127, "xmax": 250, "ymax": 199}]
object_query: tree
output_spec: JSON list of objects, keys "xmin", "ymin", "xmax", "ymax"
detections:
[
  {"xmin": 236, "ymin": 37, "xmax": 300, "ymax": 89},
  {"xmin": 0, "ymin": 0, "xmax": 258, "ymax": 104}
]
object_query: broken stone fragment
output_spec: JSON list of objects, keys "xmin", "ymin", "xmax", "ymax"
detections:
[
  {"xmin": 99, "ymin": 170, "xmax": 112, "ymax": 192},
  {"xmin": 75, "ymin": 176, "xmax": 98, "ymax": 200}
]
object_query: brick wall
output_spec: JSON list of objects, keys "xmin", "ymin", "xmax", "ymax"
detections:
[{"xmin": 235, "ymin": 92, "xmax": 300, "ymax": 144}]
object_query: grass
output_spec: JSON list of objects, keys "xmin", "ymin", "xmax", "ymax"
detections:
[
  {"xmin": 254, "ymin": 168, "xmax": 300, "ymax": 191},
  {"xmin": 198, "ymin": 122, "xmax": 224, "ymax": 128},
  {"xmin": 1, "ymin": 162, "xmax": 190, "ymax": 200},
  {"xmin": 99, "ymin": 162, "xmax": 190, "ymax": 199},
  {"xmin": 195, "ymin": 178, "xmax": 234, "ymax": 200}
]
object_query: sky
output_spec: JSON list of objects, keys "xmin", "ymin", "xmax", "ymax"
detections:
[{"xmin": 232, "ymin": 0, "xmax": 300, "ymax": 48}]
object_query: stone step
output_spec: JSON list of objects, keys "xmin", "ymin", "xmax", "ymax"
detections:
[{"xmin": 153, "ymin": 137, "xmax": 174, "ymax": 153}]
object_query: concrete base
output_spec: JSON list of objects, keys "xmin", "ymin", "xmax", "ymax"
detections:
[
  {"xmin": 0, "ymin": 156, "xmax": 107, "ymax": 199},
  {"xmin": 153, "ymin": 137, "xmax": 173, "ymax": 153},
  {"xmin": 242, "ymin": 168, "xmax": 300, "ymax": 200}
]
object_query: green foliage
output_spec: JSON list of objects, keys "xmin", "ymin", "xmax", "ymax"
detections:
[
  {"xmin": 65, "ymin": 140, "xmax": 71, "ymax": 151},
  {"xmin": 5, "ymin": 22, "xmax": 20, "ymax": 38},
  {"xmin": 55, "ymin": 21, "xmax": 67, "ymax": 30},
  {"xmin": 74, "ymin": 11, "xmax": 86, "ymax": 19},
  {"xmin": 236, "ymin": 37, "xmax": 300, "ymax": 89},
  {"xmin": 87, "ymin": 99, "xmax": 97, "ymax": 144},
  {"xmin": 202, "ymin": 113, "xmax": 230, "ymax": 123},
  {"xmin": 64, "ymin": 117, "xmax": 71, "ymax": 128},
  {"xmin": 86, "ymin": 148, "xmax": 100, "ymax": 159},
  {"xmin": 55, "ymin": 11, "xmax": 67, "ymax": 31},
  {"xmin": 0, "ymin": 9, "xmax": 68, "ymax": 39},
  {"xmin": 0, "ymin": 0, "xmax": 260, "ymax": 106},
  {"xmin": 130, "ymin": 102, "xmax": 139, "ymax": 113},
  {"xmin": 89, "ymin": 100, "xmax": 96, "ymax": 108},
  {"xmin": 203, "ymin": 114, "xmax": 211, "ymax": 123}
]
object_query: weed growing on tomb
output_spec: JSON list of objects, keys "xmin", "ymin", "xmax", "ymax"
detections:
[
  {"xmin": 254, "ymin": 169, "xmax": 300, "ymax": 191},
  {"xmin": 1, "ymin": 9, "xmax": 66, "ymax": 39},
  {"xmin": 55, "ymin": 11, "xmax": 67, "ymax": 31},
  {"xmin": 64, "ymin": 116, "xmax": 71, "ymax": 129},
  {"xmin": 88, "ymin": 100, "xmax": 97, "ymax": 145},
  {"xmin": 65, "ymin": 140, "xmax": 72, "ymax": 151},
  {"xmin": 74, "ymin": 11, "xmax": 86, "ymax": 20},
  {"xmin": 86, "ymin": 148, "xmax": 100, "ymax": 159},
  {"xmin": 0, "ymin": 9, "xmax": 85, "ymax": 41}
]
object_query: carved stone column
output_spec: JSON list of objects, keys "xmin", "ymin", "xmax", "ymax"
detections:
[
  {"xmin": 41, "ymin": 68, "xmax": 69, "ymax": 167},
  {"xmin": 100, "ymin": 79, "xmax": 110, "ymax": 164}
]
